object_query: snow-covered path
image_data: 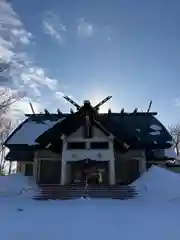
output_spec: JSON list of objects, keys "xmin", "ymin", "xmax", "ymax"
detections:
[
  {"xmin": 0, "ymin": 197, "xmax": 180, "ymax": 240},
  {"xmin": 1, "ymin": 166, "xmax": 180, "ymax": 240}
]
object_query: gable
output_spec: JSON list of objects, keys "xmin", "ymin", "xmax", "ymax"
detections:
[
  {"xmin": 92, "ymin": 126, "xmax": 107, "ymax": 138},
  {"xmin": 67, "ymin": 125, "xmax": 108, "ymax": 140},
  {"xmin": 35, "ymin": 112, "xmax": 173, "ymax": 150},
  {"xmin": 68, "ymin": 126, "xmax": 83, "ymax": 139}
]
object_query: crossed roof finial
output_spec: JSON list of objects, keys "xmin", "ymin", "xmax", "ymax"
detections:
[{"xmin": 63, "ymin": 95, "xmax": 112, "ymax": 111}]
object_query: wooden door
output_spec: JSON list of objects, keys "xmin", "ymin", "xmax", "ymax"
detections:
[{"xmin": 38, "ymin": 160, "xmax": 61, "ymax": 184}]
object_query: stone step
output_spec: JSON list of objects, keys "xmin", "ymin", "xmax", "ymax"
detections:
[{"xmin": 33, "ymin": 184, "xmax": 138, "ymax": 200}]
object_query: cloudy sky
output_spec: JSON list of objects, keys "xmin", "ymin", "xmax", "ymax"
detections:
[{"xmin": 0, "ymin": 0, "xmax": 180, "ymax": 126}]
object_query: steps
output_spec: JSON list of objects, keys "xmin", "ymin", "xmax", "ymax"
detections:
[
  {"xmin": 33, "ymin": 184, "xmax": 138, "ymax": 200},
  {"xmin": 87, "ymin": 185, "xmax": 138, "ymax": 199}
]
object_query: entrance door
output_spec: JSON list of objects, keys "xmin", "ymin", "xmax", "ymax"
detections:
[
  {"xmin": 70, "ymin": 159, "xmax": 109, "ymax": 185},
  {"xmin": 38, "ymin": 160, "xmax": 61, "ymax": 184},
  {"xmin": 85, "ymin": 160, "xmax": 109, "ymax": 185}
]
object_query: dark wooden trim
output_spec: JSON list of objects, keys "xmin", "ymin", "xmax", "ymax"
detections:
[
  {"xmin": 103, "ymin": 112, "xmax": 157, "ymax": 116},
  {"xmin": 25, "ymin": 112, "xmax": 157, "ymax": 117},
  {"xmin": 24, "ymin": 163, "xmax": 33, "ymax": 176},
  {"xmin": 83, "ymin": 116, "xmax": 92, "ymax": 138},
  {"xmin": 93, "ymin": 119, "xmax": 129, "ymax": 150}
]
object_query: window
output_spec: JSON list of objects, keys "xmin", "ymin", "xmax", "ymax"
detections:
[
  {"xmin": 90, "ymin": 141, "xmax": 109, "ymax": 149},
  {"xmin": 25, "ymin": 164, "xmax": 33, "ymax": 176},
  {"xmin": 67, "ymin": 142, "xmax": 86, "ymax": 149}
]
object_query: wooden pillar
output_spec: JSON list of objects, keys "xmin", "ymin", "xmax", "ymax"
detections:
[
  {"xmin": 21, "ymin": 163, "xmax": 26, "ymax": 175},
  {"xmin": 61, "ymin": 138, "xmax": 67, "ymax": 185},
  {"xmin": 16, "ymin": 162, "xmax": 22, "ymax": 172},
  {"xmin": 138, "ymin": 151, "xmax": 147, "ymax": 174},
  {"xmin": 33, "ymin": 152, "xmax": 38, "ymax": 181},
  {"xmin": 61, "ymin": 158, "xmax": 67, "ymax": 184},
  {"xmin": 109, "ymin": 157, "xmax": 115, "ymax": 185},
  {"xmin": 108, "ymin": 135, "xmax": 115, "ymax": 185}
]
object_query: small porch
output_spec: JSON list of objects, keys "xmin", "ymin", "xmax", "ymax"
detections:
[
  {"xmin": 36, "ymin": 158, "xmax": 111, "ymax": 185},
  {"xmin": 68, "ymin": 159, "xmax": 109, "ymax": 185}
]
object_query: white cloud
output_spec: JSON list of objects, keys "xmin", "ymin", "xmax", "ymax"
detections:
[
  {"xmin": 10, "ymin": 96, "xmax": 44, "ymax": 119},
  {"xmin": 0, "ymin": 1, "xmax": 32, "ymax": 45},
  {"xmin": 55, "ymin": 91, "xmax": 64, "ymax": 99},
  {"xmin": 28, "ymin": 83, "xmax": 41, "ymax": 97},
  {"xmin": 42, "ymin": 11, "xmax": 67, "ymax": 44},
  {"xmin": 21, "ymin": 67, "xmax": 57, "ymax": 91},
  {"xmin": 11, "ymin": 28, "xmax": 32, "ymax": 44},
  {"xmin": 77, "ymin": 18, "xmax": 93, "ymax": 37},
  {"xmin": 0, "ymin": 1, "xmax": 60, "ymax": 119},
  {"xmin": 0, "ymin": 1, "xmax": 22, "ymax": 27},
  {"xmin": 0, "ymin": 44, "xmax": 14, "ymax": 61}
]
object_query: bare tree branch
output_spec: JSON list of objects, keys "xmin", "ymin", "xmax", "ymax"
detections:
[
  {"xmin": 0, "ymin": 61, "xmax": 25, "ymax": 174},
  {"xmin": 0, "ymin": 120, "xmax": 15, "ymax": 175},
  {"xmin": 168, "ymin": 124, "xmax": 180, "ymax": 156}
]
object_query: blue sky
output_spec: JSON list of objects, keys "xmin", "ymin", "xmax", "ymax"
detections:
[{"xmin": 1, "ymin": 0, "xmax": 180, "ymax": 127}]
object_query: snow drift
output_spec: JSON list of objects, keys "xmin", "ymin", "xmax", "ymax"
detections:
[
  {"xmin": 0, "ymin": 173, "xmax": 37, "ymax": 197},
  {"xmin": 134, "ymin": 165, "xmax": 180, "ymax": 201}
]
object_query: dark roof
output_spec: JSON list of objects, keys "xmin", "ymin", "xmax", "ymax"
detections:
[
  {"xmin": 4, "ymin": 109, "xmax": 173, "ymax": 150},
  {"xmin": 35, "ymin": 112, "xmax": 129, "ymax": 152},
  {"xmin": 146, "ymin": 149, "xmax": 174, "ymax": 162},
  {"xmin": 5, "ymin": 150, "xmax": 34, "ymax": 162},
  {"xmin": 35, "ymin": 112, "xmax": 172, "ymax": 150},
  {"xmin": 96, "ymin": 113, "xmax": 172, "ymax": 149}
]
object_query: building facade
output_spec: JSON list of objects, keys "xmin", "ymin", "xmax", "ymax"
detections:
[{"xmin": 4, "ymin": 97, "xmax": 173, "ymax": 185}]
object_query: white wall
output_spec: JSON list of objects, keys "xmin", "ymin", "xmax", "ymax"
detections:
[
  {"xmin": 67, "ymin": 127, "xmax": 83, "ymax": 139},
  {"xmin": 64, "ymin": 149, "xmax": 113, "ymax": 162},
  {"xmin": 64, "ymin": 125, "xmax": 113, "ymax": 162},
  {"xmin": 92, "ymin": 126, "xmax": 107, "ymax": 138},
  {"xmin": 67, "ymin": 126, "xmax": 107, "ymax": 140}
]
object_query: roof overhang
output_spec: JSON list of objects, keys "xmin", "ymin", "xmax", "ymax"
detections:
[{"xmin": 5, "ymin": 149, "xmax": 34, "ymax": 162}]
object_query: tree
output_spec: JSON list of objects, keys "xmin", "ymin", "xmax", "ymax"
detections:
[
  {"xmin": 168, "ymin": 124, "xmax": 180, "ymax": 156},
  {"xmin": 0, "ymin": 120, "xmax": 14, "ymax": 175},
  {"xmin": 0, "ymin": 61, "xmax": 24, "ymax": 174}
]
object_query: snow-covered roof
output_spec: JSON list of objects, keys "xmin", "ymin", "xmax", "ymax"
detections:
[
  {"xmin": 149, "ymin": 131, "xmax": 161, "ymax": 135},
  {"xmin": 150, "ymin": 124, "xmax": 162, "ymax": 131},
  {"xmin": 5, "ymin": 118, "xmax": 65, "ymax": 146},
  {"xmin": 5, "ymin": 111, "xmax": 173, "ymax": 150}
]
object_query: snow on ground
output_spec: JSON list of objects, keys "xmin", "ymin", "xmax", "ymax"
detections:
[
  {"xmin": 1, "ymin": 167, "xmax": 180, "ymax": 239},
  {"xmin": 164, "ymin": 148, "xmax": 180, "ymax": 160},
  {"xmin": 1, "ymin": 197, "xmax": 180, "ymax": 240},
  {"xmin": 0, "ymin": 173, "xmax": 37, "ymax": 197},
  {"xmin": 134, "ymin": 165, "xmax": 180, "ymax": 202}
]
